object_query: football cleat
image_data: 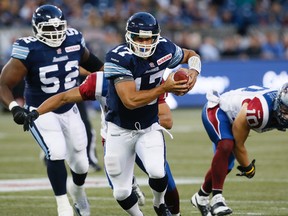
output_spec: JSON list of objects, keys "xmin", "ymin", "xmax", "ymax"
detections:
[
  {"xmin": 191, "ymin": 193, "xmax": 212, "ymax": 216},
  {"xmin": 154, "ymin": 203, "xmax": 172, "ymax": 216},
  {"xmin": 67, "ymin": 181, "xmax": 90, "ymax": 216},
  {"xmin": 210, "ymin": 194, "xmax": 232, "ymax": 216},
  {"xmin": 132, "ymin": 176, "xmax": 146, "ymax": 206}
]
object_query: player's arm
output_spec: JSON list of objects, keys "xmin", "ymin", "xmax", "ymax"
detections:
[
  {"xmin": 23, "ymin": 87, "xmax": 83, "ymax": 131},
  {"xmin": 36, "ymin": 87, "xmax": 83, "ymax": 115},
  {"xmin": 180, "ymin": 49, "xmax": 201, "ymax": 91},
  {"xmin": 80, "ymin": 47, "xmax": 104, "ymax": 72},
  {"xmin": 79, "ymin": 66, "xmax": 91, "ymax": 76},
  {"xmin": 115, "ymin": 74, "xmax": 187, "ymax": 110},
  {"xmin": 232, "ymin": 103, "xmax": 251, "ymax": 167},
  {"xmin": 233, "ymin": 102, "xmax": 256, "ymax": 178},
  {"xmin": 0, "ymin": 58, "xmax": 29, "ymax": 125},
  {"xmin": 158, "ymin": 99, "xmax": 173, "ymax": 130},
  {"xmin": 0, "ymin": 58, "xmax": 27, "ymax": 109},
  {"xmin": 232, "ymin": 103, "xmax": 255, "ymax": 170}
]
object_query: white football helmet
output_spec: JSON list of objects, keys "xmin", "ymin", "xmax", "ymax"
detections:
[{"xmin": 32, "ymin": 4, "xmax": 67, "ymax": 47}]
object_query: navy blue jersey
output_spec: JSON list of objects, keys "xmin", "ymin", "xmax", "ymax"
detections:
[
  {"xmin": 11, "ymin": 28, "xmax": 85, "ymax": 113},
  {"xmin": 104, "ymin": 37, "xmax": 184, "ymax": 129}
]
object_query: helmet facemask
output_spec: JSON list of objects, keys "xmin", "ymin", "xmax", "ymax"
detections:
[
  {"xmin": 33, "ymin": 18, "xmax": 67, "ymax": 47},
  {"xmin": 125, "ymin": 30, "xmax": 160, "ymax": 58},
  {"xmin": 274, "ymin": 83, "xmax": 288, "ymax": 126}
]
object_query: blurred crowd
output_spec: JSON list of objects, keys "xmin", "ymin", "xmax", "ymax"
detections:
[{"xmin": 1, "ymin": 0, "xmax": 288, "ymax": 63}]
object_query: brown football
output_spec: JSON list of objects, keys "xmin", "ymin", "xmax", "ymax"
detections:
[{"xmin": 173, "ymin": 69, "xmax": 189, "ymax": 82}]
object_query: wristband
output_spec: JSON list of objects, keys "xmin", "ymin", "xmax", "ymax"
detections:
[
  {"xmin": 9, "ymin": 101, "xmax": 19, "ymax": 111},
  {"xmin": 188, "ymin": 56, "xmax": 201, "ymax": 74}
]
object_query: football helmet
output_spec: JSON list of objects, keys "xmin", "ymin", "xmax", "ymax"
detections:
[
  {"xmin": 274, "ymin": 82, "xmax": 288, "ymax": 126},
  {"xmin": 32, "ymin": 5, "xmax": 67, "ymax": 47},
  {"xmin": 125, "ymin": 12, "xmax": 160, "ymax": 58}
]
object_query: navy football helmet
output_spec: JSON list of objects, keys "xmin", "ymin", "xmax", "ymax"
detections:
[
  {"xmin": 274, "ymin": 83, "xmax": 288, "ymax": 126},
  {"xmin": 125, "ymin": 12, "xmax": 160, "ymax": 58},
  {"xmin": 32, "ymin": 5, "xmax": 67, "ymax": 47}
]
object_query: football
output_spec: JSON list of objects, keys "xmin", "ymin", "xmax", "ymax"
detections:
[{"xmin": 173, "ymin": 69, "xmax": 189, "ymax": 82}]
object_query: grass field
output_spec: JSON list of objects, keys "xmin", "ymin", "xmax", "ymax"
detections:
[{"xmin": 0, "ymin": 108, "xmax": 288, "ymax": 215}]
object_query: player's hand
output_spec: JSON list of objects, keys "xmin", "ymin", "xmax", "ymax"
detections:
[
  {"xmin": 23, "ymin": 110, "xmax": 39, "ymax": 131},
  {"xmin": 11, "ymin": 106, "xmax": 28, "ymax": 125},
  {"xmin": 236, "ymin": 159, "xmax": 256, "ymax": 179},
  {"xmin": 164, "ymin": 73, "xmax": 189, "ymax": 94}
]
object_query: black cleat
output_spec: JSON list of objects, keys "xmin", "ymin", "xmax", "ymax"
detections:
[{"xmin": 154, "ymin": 203, "xmax": 172, "ymax": 216}]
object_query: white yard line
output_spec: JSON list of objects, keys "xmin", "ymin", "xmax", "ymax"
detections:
[
  {"xmin": 1, "ymin": 176, "xmax": 288, "ymax": 192},
  {"xmin": 0, "ymin": 177, "xmax": 203, "ymax": 192}
]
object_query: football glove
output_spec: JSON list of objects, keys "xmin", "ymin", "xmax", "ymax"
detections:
[
  {"xmin": 23, "ymin": 110, "xmax": 39, "ymax": 131},
  {"xmin": 11, "ymin": 106, "xmax": 28, "ymax": 125},
  {"xmin": 236, "ymin": 159, "xmax": 256, "ymax": 179}
]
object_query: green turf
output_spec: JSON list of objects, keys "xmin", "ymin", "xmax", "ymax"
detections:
[{"xmin": 0, "ymin": 108, "xmax": 287, "ymax": 215}]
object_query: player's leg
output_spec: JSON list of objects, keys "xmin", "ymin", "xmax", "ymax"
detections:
[
  {"xmin": 136, "ymin": 128, "xmax": 171, "ymax": 216},
  {"xmin": 164, "ymin": 162, "xmax": 180, "ymax": 216},
  {"xmin": 64, "ymin": 105, "xmax": 90, "ymax": 216},
  {"xmin": 105, "ymin": 122, "xmax": 143, "ymax": 216},
  {"xmin": 135, "ymin": 153, "xmax": 180, "ymax": 215},
  {"xmin": 191, "ymin": 104, "xmax": 233, "ymax": 216},
  {"xmin": 29, "ymin": 111, "xmax": 73, "ymax": 216}
]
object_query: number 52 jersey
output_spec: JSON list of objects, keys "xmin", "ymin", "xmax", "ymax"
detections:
[{"xmin": 11, "ymin": 28, "xmax": 86, "ymax": 113}]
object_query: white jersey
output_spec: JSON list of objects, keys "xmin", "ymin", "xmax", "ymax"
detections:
[
  {"xmin": 220, "ymin": 86, "xmax": 274, "ymax": 123},
  {"xmin": 206, "ymin": 85, "xmax": 279, "ymax": 132}
]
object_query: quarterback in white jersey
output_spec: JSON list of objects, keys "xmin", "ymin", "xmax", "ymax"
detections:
[{"xmin": 191, "ymin": 84, "xmax": 288, "ymax": 216}]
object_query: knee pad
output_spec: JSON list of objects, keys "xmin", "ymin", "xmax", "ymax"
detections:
[
  {"xmin": 104, "ymin": 155, "xmax": 121, "ymax": 176},
  {"xmin": 113, "ymin": 188, "xmax": 131, "ymax": 201},
  {"xmin": 67, "ymin": 151, "xmax": 89, "ymax": 174},
  {"xmin": 146, "ymin": 164, "xmax": 165, "ymax": 179}
]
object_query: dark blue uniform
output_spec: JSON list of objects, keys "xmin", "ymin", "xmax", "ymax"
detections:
[
  {"xmin": 11, "ymin": 28, "xmax": 85, "ymax": 113},
  {"xmin": 104, "ymin": 37, "xmax": 184, "ymax": 130}
]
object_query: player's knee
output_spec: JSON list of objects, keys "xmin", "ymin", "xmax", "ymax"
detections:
[
  {"xmin": 113, "ymin": 188, "xmax": 131, "ymax": 201},
  {"xmin": 217, "ymin": 139, "xmax": 234, "ymax": 155},
  {"xmin": 67, "ymin": 154, "xmax": 89, "ymax": 174},
  {"xmin": 104, "ymin": 155, "xmax": 122, "ymax": 176},
  {"xmin": 146, "ymin": 165, "xmax": 165, "ymax": 179}
]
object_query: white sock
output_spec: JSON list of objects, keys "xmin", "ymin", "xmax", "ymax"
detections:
[
  {"xmin": 151, "ymin": 188, "xmax": 167, "ymax": 207},
  {"xmin": 56, "ymin": 194, "xmax": 70, "ymax": 206}
]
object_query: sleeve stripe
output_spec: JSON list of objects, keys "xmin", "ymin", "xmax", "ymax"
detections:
[
  {"xmin": 11, "ymin": 45, "xmax": 29, "ymax": 60},
  {"xmin": 168, "ymin": 45, "xmax": 183, "ymax": 68},
  {"xmin": 95, "ymin": 72, "xmax": 105, "ymax": 96},
  {"xmin": 104, "ymin": 62, "xmax": 132, "ymax": 77}
]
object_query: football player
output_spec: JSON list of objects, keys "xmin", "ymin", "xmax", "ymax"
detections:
[
  {"xmin": 191, "ymin": 84, "xmax": 288, "ymax": 216},
  {"xmin": 103, "ymin": 12, "xmax": 200, "ymax": 216},
  {"xmin": 0, "ymin": 5, "xmax": 103, "ymax": 216},
  {"xmin": 23, "ymin": 71, "xmax": 182, "ymax": 216}
]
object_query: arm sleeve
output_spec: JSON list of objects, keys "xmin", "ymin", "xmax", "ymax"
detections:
[
  {"xmin": 79, "ymin": 73, "xmax": 97, "ymax": 100},
  {"xmin": 79, "ymin": 72, "xmax": 108, "ymax": 100},
  {"xmin": 80, "ymin": 52, "xmax": 104, "ymax": 72}
]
